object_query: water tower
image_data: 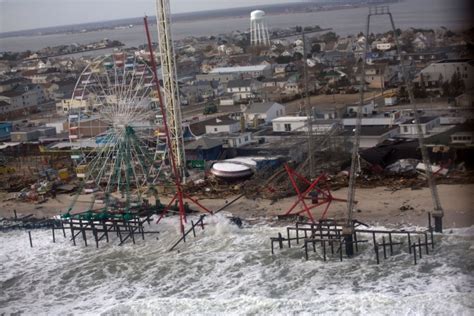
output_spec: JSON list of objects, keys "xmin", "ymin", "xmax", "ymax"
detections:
[{"xmin": 250, "ymin": 10, "xmax": 270, "ymax": 46}]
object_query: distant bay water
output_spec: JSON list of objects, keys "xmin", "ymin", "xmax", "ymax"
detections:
[{"xmin": 0, "ymin": 0, "xmax": 471, "ymax": 53}]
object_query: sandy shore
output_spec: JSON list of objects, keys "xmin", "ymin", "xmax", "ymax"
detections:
[{"xmin": 1, "ymin": 184, "xmax": 473, "ymax": 229}]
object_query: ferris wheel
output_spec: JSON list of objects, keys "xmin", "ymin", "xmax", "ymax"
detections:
[{"xmin": 67, "ymin": 52, "xmax": 166, "ymax": 211}]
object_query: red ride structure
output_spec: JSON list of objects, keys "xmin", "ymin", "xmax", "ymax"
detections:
[
  {"xmin": 282, "ymin": 164, "xmax": 346, "ymax": 223},
  {"xmin": 144, "ymin": 16, "xmax": 212, "ymax": 233}
]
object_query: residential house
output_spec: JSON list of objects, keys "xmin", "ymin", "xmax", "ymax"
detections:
[
  {"xmin": 322, "ymin": 69, "xmax": 346, "ymax": 85},
  {"xmin": 274, "ymin": 64, "xmax": 286, "ymax": 75},
  {"xmin": 0, "ymin": 77, "xmax": 28, "ymax": 93},
  {"xmin": 0, "ymin": 84, "xmax": 46, "ymax": 118},
  {"xmin": 243, "ymin": 101, "xmax": 285, "ymax": 126},
  {"xmin": 196, "ymin": 72, "xmax": 237, "ymax": 84},
  {"xmin": 313, "ymin": 51, "xmax": 355, "ymax": 66},
  {"xmin": 413, "ymin": 32, "xmax": 435, "ymax": 51},
  {"xmin": 10, "ymin": 126, "xmax": 56, "ymax": 142},
  {"xmin": 185, "ymin": 137, "xmax": 223, "ymax": 162},
  {"xmin": 272, "ymin": 116, "xmax": 339, "ymax": 134},
  {"xmin": 324, "ymin": 41, "xmax": 337, "ymax": 52},
  {"xmin": 0, "ymin": 122, "xmax": 12, "ymax": 141},
  {"xmin": 416, "ymin": 59, "xmax": 474, "ymax": 90},
  {"xmin": 353, "ymin": 41, "xmax": 365, "ymax": 59},
  {"xmin": 261, "ymin": 77, "xmax": 288, "ymax": 89},
  {"xmin": 293, "ymin": 46, "xmax": 305, "ymax": 56},
  {"xmin": 399, "ymin": 116, "xmax": 441, "ymax": 136},
  {"xmin": 402, "ymin": 51, "xmax": 447, "ymax": 64},
  {"xmin": 0, "ymin": 62, "xmax": 11, "ymax": 75},
  {"xmin": 343, "ymin": 110, "xmax": 404, "ymax": 126},
  {"xmin": 182, "ymin": 80, "xmax": 220, "ymax": 104},
  {"xmin": 376, "ymin": 42, "xmax": 395, "ymax": 51},
  {"xmin": 39, "ymin": 83, "xmax": 60, "ymax": 100},
  {"xmin": 56, "ymin": 98, "xmax": 91, "ymax": 114},
  {"xmin": 217, "ymin": 44, "xmax": 244, "ymax": 56},
  {"xmin": 272, "ymin": 116, "xmax": 309, "ymax": 132},
  {"xmin": 204, "ymin": 116, "xmax": 241, "ymax": 134},
  {"xmin": 313, "ymin": 105, "xmax": 347, "ymax": 120},
  {"xmin": 226, "ymin": 79, "xmax": 261, "ymax": 102},
  {"xmin": 273, "ymin": 63, "xmax": 296, "ymax": 77},
  {"xmin": 450, "ymin": 132, "xmax": 473, "ymax": 145},
  {"xmin": 346, "ymin": 101, "xmax": 376, "ymax": 117},
  {"xmin": 284, "ymin": 81, "xmax": 302, "ymax": 95},
  {"xmin": 208, "ymin": 132, "xmax": 253, "ymax": 148},
  {"xmin": 209, "ymin": 65, "xmax": 272, "ymax": 79},
  {"xmin": 361, "ymin": 64, "xmax": 395, "ymax": 89},
  {"xmin": 455, "ymin": 91, "xmax": 474, "ymax": 107},
  {"xmin": 336, "ymin": 38, "xmax": 352, "ymax": 53},
  {"xmin": 341, "ymin": 125, "xmax": 399, "ymax": 149}
]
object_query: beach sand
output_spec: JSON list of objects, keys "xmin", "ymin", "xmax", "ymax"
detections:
[{"xmin": 1, "ymin": 184, "xmax": 473, "ymax": 228}]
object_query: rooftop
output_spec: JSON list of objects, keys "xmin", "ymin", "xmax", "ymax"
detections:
[
  {"xmin": 210, "ymin": 65, "xmax": 269, "ymax": 74},
  {"xmin": 436, "ymin": 59, "xmax": 473, "ymax": 64},
  {"xmin": 227, "ymin": 79, "xmax": 253, "ymax": 88},
  {"xmin": 189, "ymin": 115, "xmax": 240, "ymax": 136},
  {"xmin": 0, "ymin": 100, "xmax": 10, "ymax": 107},
  {"xmin": 245, "ymin": 101, "xmax": 282, "ymax": 114},
  {"xmin": 342, "ymin": 125, "xmax": 398, "ymax": 137},
  {"xmin": 185, "ymin": 137, "xmax": 223, "ymax": 150},
  {"xmin": 272, "ymin": 116, "xmax": 308, "ymax": 122},
  {"xmin": 401, "ymin": 116, "xmax": 438, "ymax": 125}
]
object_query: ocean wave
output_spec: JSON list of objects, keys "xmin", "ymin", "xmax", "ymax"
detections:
[{"xmin": 1, "ymin": 217, "xmax": 473, "ymax": 315}]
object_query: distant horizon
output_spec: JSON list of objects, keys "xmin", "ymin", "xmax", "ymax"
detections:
[
  {"xmin": 1, "ymin": 0, "xmax": 470, "ymax": 53},
  {"xmin": 0, "ymin": 0, "xmax": 305, "ymax": 33},
  {"xmin": 0, "ymin": 2, "xmax": 302, "ymax": 36}
]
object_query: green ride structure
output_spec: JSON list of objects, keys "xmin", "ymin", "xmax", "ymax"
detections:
[{"xmin": 59, "ymin": 52, "xmax": 173, "ymax": 246}]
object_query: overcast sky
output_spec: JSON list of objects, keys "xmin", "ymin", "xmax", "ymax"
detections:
[{"xmin": 0, "ymin": 0, "xmax": 301, "ymax": 33}]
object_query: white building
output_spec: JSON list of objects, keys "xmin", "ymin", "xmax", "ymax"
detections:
[
  {"xmin": 450, "ymin": 131, "xmax": 473, "ymax": 145},
  {"xmin": 272, "ymin": 116, "xmax": 309, "ymax": 132},
  {"xmin": 223, "ymin": 132, "xmax": 253, "ymax": 148},
  {"xmin": 399, "ymin": 116, "xmax": 440, "ymax": 136},
  {"xmin": 226, "ymin": 79, "xmax": 261, "ymax": 101},
  {"xmin": 243, "ymin": 101, "xmax": 285, "ymax": 126},
  {"xmin": 204, "ymin": 116, "xmax": 241, "ymax": 134},
  {"xmin": 343, "ymin": 110, "xmax": 404, "ymax": 126},
  {"xmin": 272, "ymin": 116, "xmax": 338, "ymax": 134},
  {"xmin": 346, "ymin": 101, "xmax": 376, "ymax": 116},
  {"xmin": 376, "ymin": 42, "xmax": 395, "ymax": 51},
  {"xmin": 0, "ymin": 84, "xmax": 46, "ymax": 118},
  {"xmin": 209, "ymin": 65, "xmax": 272, "ymax": 79},
  {"xmin": 418, "ymin": 59, "xmax": 474, "ymax": 89},
  {"xmin": 343, "ymin": 126, "xmax": 399, "ymax": 149},
  {"xmin": 56, "ymin": 98, "xmax": 91, "ymax": 114}
]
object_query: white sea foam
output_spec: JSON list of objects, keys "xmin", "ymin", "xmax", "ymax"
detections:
[{"xmin": 1, "ymin": 219, "xmax": 473, "ymax": 315}]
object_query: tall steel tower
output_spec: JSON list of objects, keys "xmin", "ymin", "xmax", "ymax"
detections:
[
  {"xmin": 250, "ymin": 10, "xmax": 270, "ymax": 46},
  {"xmin": 155, "ymin": 0, "xmax": 186, "ymax": 180}
]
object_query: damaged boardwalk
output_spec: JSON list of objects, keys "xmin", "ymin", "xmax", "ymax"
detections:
[{"xmin": 271, "ymin": 214, "xmax": 436, "ymax": 265}]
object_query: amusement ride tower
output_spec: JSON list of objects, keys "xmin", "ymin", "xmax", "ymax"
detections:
[{"xmin": 154, "ymin": 0, "xmax": 186, "ymax": 181}]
